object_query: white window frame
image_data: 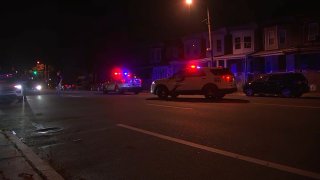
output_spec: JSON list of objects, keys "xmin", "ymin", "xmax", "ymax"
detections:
[
  {"xmin": 234, "ymin": 37, "xmax": 241, "ymax": 49},
  {"xmin": 244, "ymin": 36, "xmax": 252, "ymax": 49},
  {"xmin": 308, "ymin": 23, "xmax": 319, "ymax": 41},
  {"xmin": 279, "ymin": 30, "xmax": 286, "ymax": 45},
  {"xmin": 268, "ymin": 30, "xmax": 276, "ymax": 46}
]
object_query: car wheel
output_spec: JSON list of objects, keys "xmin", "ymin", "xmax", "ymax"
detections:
[
  {"xmin": 245, "ymin": 88, "xmax": 254, "ymax": 96},
  {"xmin": 171, "ymin": 93, "xmax": 179, "ymax": 99},
  {"xmin": 204, "ymin": 85, "xmax": 217, "ymax": 99},
  {"xmin": 156, "ymin": 86, "xmax": 169, "ymax": 99},
  {"xmin": 281, "ymin": 88, "xmax": 292, "ymax": 98},
  {"xmin": 215, "ymin": 93, "xmax": 225, "ymax": 99}
]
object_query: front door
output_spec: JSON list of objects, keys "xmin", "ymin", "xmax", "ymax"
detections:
[{"xmin": 175, "ymin": 69, "xmax": 206, "ymax": 93}]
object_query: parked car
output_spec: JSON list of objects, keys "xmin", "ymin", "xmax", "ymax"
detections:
[
  {"xmin": 90, "ymin": 83, "xmax": 104, "ymax": 91},
  {"xmin": 0, "ymin": 73, "xmax": 23, "ymax": 101},
  {"xmin": 243, "ymin": 72, "xmax": 310, "ymax": 97},
  {"xmin": 103, "ymin": 77, "xmax": 142, "ymax": 94},
  {"xmin": 63, "ymin": 84, "xmax": 76, "ymax": 91},
  {"xmin": 151, "ymin": 66, "xmax": 237, "ymax": 99},
  {"xmin": 103, "ymin": 69, "xmax": 142, "ymax": 94}
]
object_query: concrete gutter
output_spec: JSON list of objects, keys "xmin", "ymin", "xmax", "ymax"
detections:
[{"xmin": 4, "ymin": 131, "xmax": 64, "ymax": 180}]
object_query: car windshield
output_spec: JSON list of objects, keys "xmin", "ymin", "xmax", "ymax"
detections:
[
  {"xmin": 170, "ymin": 70, "xmax": 185, "ymax": 79},
  {"xmin": 255, "ymin": 75, "xmax": 269, "ymax": 82}
]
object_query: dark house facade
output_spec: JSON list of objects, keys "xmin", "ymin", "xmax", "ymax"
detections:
[{"xmin": 150, "ymin": 16, "xmax": 320, "ymax": 91}]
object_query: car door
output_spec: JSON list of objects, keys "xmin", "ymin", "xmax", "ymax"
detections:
[
  {"xmin": 164, "ymin": 71, "xmax": 185, "ymax": 92},
  {"xmin": 265, "ymin": 75, "xmax": 281, "ymax": 93},
  {"xmin": 251, "ymin": 75, "xmax": 268, "ymax": 93},
  {"xmin": 175, "ymin": 69, "xmax": 206, "ymax": 93}
]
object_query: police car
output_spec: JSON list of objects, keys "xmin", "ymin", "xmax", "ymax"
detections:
[
  {"xmin": 103, "ymin": 69, "xmax": 142, "ymax": 94},
  {"xmin": 151, "ymin": 65, "xmax": 237, "ymax": 99}
]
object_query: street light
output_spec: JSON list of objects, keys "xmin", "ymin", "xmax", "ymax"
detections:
[
  {"xmin": 186, "ymin": 0, "xmax": 192, "ymax": 14},
  {"xmin": 185, "ymin": 0, "xmax": 215, "ymax": 67}
]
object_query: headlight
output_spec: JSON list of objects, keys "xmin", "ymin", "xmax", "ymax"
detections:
[
  {"xmin": 14, "ymin": 84, "xmax": 22, "ymax": 90},
  {"xmin": 36, "ymin": 85, "xmax": 42, "ymax": 91}
]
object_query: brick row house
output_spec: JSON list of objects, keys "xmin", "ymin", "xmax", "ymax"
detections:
[{"xmin": 149, "ymin": 16, "xmax": 320, "ymax": 91}]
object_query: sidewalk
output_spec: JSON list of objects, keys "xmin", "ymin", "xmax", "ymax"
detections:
[
  {"xmin": 0, "ymin": 131, "xmax": 64, "ymax": 180},
  {"xmin": 230, "ymin": 91, "xmax": 320, "ymax": 98}
]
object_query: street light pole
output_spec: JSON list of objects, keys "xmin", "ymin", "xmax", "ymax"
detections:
[
  {"xmin": 206, "ymin": 7, "xmax": 214, "ymax": 67},
  {"xmin": 185, "ymin": 0, "xmax": 214, "ymax": 67}
]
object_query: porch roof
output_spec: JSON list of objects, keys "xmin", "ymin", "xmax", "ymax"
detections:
[
  {"xmin": 251, "ymin": 50, "xmax": 285, "ymax": 57},
  {"xmin": 213, "ymin": 54, "xmax": 247, "ymax": 60},
  {"xmin": 251, "ymin": 46, "xmax": 320, "ymax": 57}
]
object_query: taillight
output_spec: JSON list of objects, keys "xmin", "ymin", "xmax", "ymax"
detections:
[{"xmin": 222, "ymin": 75, "xmax": 233, "ymax": 82}]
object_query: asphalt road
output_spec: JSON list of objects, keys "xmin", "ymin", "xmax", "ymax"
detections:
[{"xmin": 1, "ymin": 91, "xmax": 320, "ymax": 179}]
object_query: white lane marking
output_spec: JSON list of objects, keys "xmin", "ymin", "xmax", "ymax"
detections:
[
  {"xmin": 253, "ymin": 103, "xmax": 320, "ymax": 109},
  {"xmin": 117, "ymin": 124, "xmax": 320, "ymax": 179},
  {"xmin": 146, "ymin": 103, "xmax": 193, "ymax": 110}
]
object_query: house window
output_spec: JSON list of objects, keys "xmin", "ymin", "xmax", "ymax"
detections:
[
  {"xmin": 308, "ymin": 23, "xmax": 319, "ymax": 41},
  {"xmin": 268, "ymin": 30, "xmax": 276, "ymax": 45},
  {"xmin": 244, "ymin": 36, "xmax": 252, "ymax": 48},
  {"xmin": 216, "ymin": 40, "xmax": 222, "ymax": 52},
  {"xmin": 234, "ymin": 37, "xmax": 241, "ymax": 49},
  {"xmin": 279, "ymin": 30, "xmax": 286, "ymax": 45}
]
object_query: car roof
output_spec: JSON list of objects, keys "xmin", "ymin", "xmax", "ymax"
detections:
[{"xmin": 263, "ymin": 72, "xmax": 306, "ymax": 79}]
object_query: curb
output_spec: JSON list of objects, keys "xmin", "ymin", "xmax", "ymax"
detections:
[{"xmin": 4, "ymin": 131, "xmax": 64, "ymax": 180}]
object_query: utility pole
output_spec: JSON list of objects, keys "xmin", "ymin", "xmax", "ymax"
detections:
[{"xmin": 206, "ymin": 7, "xmax": 214, "ymax": 67}]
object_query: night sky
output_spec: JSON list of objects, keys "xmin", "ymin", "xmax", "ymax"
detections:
[{"xmin": 0, "ymin": 0, "xmax": 318, "ymax": 79}]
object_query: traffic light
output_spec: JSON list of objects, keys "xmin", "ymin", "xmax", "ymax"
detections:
[{"xmin": 33, "ymin": 70, "xmax": 38, "ymax": 75}]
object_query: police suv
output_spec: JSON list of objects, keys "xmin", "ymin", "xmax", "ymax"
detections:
[{"xmin": 151, "ymin": 66, "xmax": 237, "ymax": 99}]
